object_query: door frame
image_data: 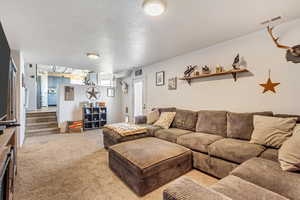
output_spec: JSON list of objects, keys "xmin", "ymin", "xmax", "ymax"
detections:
[{"xmin": 132, "ymin": 76, "xmax": 147, "ymax": 118}]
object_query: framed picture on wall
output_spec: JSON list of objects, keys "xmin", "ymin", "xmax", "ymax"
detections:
[
  {"xmin": 156, "ymin": 71, "xmax": 165, "ymax": 86},
  {"xmin": 168, "ymin": 77, "xmax": 177, "ymax": 90},
  {"xmin": 64, "ymin": 86, "xmax": 74, "ymax": 101},
  {"xmin": 107, "ymin": 88, "xmax": 115, "ymax": 97}
]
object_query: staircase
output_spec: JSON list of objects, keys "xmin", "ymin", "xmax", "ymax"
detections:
[{"xmin": 26, "ymin": 111, "xmax": 59, "ymax": 137}]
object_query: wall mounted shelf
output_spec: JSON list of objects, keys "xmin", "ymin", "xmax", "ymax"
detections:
[{"xmin": 179, "ymin": 68, "xmax": 249, "ymax": 85}]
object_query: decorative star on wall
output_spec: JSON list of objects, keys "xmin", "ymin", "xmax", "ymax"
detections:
[
  {"xmin": 86, "ymin": 87, "xmax": 100, "ymax": 100},
  {"xmin": 259, "ymin": 70, "xmax": 280, "ymax": 94}
]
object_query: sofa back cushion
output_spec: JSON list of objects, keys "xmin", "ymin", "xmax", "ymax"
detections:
[
  {"xmin": 196, "ymin": 110, "xmax": 227, "ymax": 137},
  {"xmin": 157, "ymin": 107, "xmax": 176, "ymax": 114},
  {"xmin": 172, "ymin": 109, "xmax": 198, "ymax": 131},
  {"xmin": 227, "ymin": 111, "xmax": 273, "ymax": 140},
  {"xmin": 274, "ymin": 114, "xmax": 300, "ymax": 123}
]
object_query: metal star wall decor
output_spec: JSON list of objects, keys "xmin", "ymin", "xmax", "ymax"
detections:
[
  {"xmin": 259, "ymin": 70, "xmax": 280, "ymax": 94},
  {"xmin": 86, "ymin": 86, "xmax": 100, "ymax": 101}
]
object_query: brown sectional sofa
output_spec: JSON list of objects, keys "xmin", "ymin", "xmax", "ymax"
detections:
[
  {"xmin": 104, "ymin": 107, "xmax": 300, "ymax": 199},
  {"xmin": 135, "ymin": 108, "xmax": 279, "ymax": 179}
]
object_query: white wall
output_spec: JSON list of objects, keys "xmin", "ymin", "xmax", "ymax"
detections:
[
  {"xmin": 57, "ymin": 83, "xmax": 123, "ymax": 130},
  {"xmin": 24, "ymin": 63, "xmax": 37, "ymax": 110},
  {"xmin": 11, "ymin": 50, "xmax": 26, "ymax": 147},
  {"xmin": 122, "ymin": 19, "xmax": 300, "ymax": 117}
]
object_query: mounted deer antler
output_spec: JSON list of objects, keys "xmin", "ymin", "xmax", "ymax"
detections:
[
  {"xmin": 267, "ymin": 26, "xmax": 300, "ymax": 63},
  {"xmin": 267, "ymin": 26, "xmax": 293, "ymax": 51}
]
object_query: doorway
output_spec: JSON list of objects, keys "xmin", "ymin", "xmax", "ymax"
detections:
[{"xmin": 133, "ymin": 79, "xmax": 145, "ymax": 117}]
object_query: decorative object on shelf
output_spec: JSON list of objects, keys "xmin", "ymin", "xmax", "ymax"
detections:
[
  {"xmin": 168, "ymin": 77, "xmax": 177, "ymax": 90},
  {"xmin": 97, "ymin": 102, "xmax": 106, "ymax": 107},
  {"xmin": 179, "ymin": 68, "xmax": 249, "ymax": 85},
  {"xmin": 215, "ymin": 65, "xmax": 225, "ymax": 73},
  {"xmin": 193, "ymin": 70, "xmax": 200, "ymax": 76},
  {"xmin": 120, "ymin": 81, "xmax": 129, "ymax": 94},
  {"xmin": 267, "ymin": 26, "xmax": 300, "ymax": 63},
  {"xmin": 107, "ymin": 88, "xmax": 115, "ymax": 97},
  {"xmin": 156, "ymin": 71, "xmax": 165, "ymax": 86},
  {"xmin": 202, "ymin": 65, "xmax": 210, "ymax": 74},
  {"xmin": 259, "ymin": 69, "xmax": 280, "ymax": 94},
  {"xmin": 184, "ymin": 65, "xmax": 197, "ymax": 78},
  {"xmin": 232, "ymin": 54, "xmax": 240, "ymax": 70},
  {"xmin": 86, "ymin": 86, "xmax": 100, "ymax": 101},
  {"xmin": 64, "ymin": 86, "xmax": 74, "ymax": 101}
]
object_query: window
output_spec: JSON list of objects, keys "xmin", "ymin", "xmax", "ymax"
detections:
[{"xmin": 100, "ymin": 79, "xmax": 113, "ymax": 87}]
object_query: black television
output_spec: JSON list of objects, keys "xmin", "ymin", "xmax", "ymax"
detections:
[{"xmin": 0, "ymin": 22, "xmax": 11, "ymax": 121}]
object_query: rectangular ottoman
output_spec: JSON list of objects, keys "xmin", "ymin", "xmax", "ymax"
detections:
[{"xmin": 109, "ymin": 137, "xmax": 192, "ymax": 196}]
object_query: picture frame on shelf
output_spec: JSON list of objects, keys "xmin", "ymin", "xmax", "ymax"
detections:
[
  {"xmin": 168, "ymin": 77, "xmax": 177, "ymax": 90},
  {"xmin": 156, "ymin": 71, "xmax": 165, "ymax": 86},
  {"xmin": 64, "ymin": 86, "xmax": 74, "ymax": 101},
  {"xmin": 107, "ymin": 88, "xmax": 115, "ymax": 97}
]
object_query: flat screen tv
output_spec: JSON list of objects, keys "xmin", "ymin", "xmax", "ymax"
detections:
[{"xmin": 0, "ymin": 22, "xmax": 11, "ymax": 121}]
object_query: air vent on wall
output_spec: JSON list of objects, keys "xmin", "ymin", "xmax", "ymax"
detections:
[{"xmin": 260, "ymin": 16, "xmax": 282, "ymax": 25}]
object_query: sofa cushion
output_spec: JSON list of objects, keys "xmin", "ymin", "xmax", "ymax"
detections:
[
  {"xmin": 141, "ymin": 124, "xmax": 161, "ymax": 136},
  {"xmin": 177, "ymin": 132, "xmax": 223, "ymax": 153},
  {"xmin": 279, "ymin": 124, "xmax": 300, "ymax": 171},
  {"xmin": 260, "ymin": 148, "xmax": 278, "ymax": 162},
  {"xmin": 208, "ymin": 138, "xmax": 266, "ymax": 164},
  {"xmin": 227, "ymin": 111, "xmax": 273, "ymax": 140},
  {"xmin": 193, "ymin": 152, "xmax": 238, "ymax": 179},
  {"xmin": 231, "ymin": 158, "xmax": 300, "ymax": 200},
  {"xmin": 250, "ymin": 115, "xmax": 297, "ymax": 148},
  {"xmin": 274, "ymin": 114, "xmax": 300, "ymax": 123},
  {"xmin": 164, "ymin": 177, "xmax": 231, "ymax": 200},
  {"xmin": 154, "ymin": 128, "xmax": 192, "ymax": 143},
  {"xmin": 211, "ymin": 175, "xmax": 288, "ymax": 200},
  {"xmin": 196, "ymin": 110, "xmax": 227, "ymax": 137},
  {"xmin": 172, "ymin": 109, "xmax": 198, "ymax": 131}
]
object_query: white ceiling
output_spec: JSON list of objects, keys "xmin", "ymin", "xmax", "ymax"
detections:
[{"xmin": 1, "ymin": 0, "xmax": 300, "ymax": 72}]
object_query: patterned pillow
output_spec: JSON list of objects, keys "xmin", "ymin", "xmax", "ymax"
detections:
[
  {"xmin": 154, "ymin": 112, "xmax": 176, "ymax": 129},
  {"xmin": 147, "ymin": 109, "xmax": 160, "ymax": 124}
]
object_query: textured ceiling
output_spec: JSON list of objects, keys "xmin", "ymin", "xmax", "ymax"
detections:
[{"xmin": 1, "ymin": 0, "xmax": 300, "ymax": 72}]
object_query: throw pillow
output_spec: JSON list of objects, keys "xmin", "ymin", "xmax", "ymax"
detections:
[
  {"xmin": 146, "ymin": 109, "xmax": 160, "ymax": 124},
  {"xmin": 279, "ymin": 125, "xmax": 300, "ymax": 171},
  {"xmin": 154, "ymin": 112, "xmax": 176, "ymax": 129},
  {"xmin": 250, "ymin": 115, "xmax": 297, "ymax": 148}
]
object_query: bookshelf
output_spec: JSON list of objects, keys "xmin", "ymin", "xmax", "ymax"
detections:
[{"xmin": 82, "ymin": 106, "xmax": 107, "ymax": 131}]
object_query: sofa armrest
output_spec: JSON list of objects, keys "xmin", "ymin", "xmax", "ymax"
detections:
[
  {"xmin": 163, "ymin": 178, "xmax": 231, "ymax": 200},
  {"xmin": 134, "ymin": 115, "xmax": 147, "ymax": 124}
]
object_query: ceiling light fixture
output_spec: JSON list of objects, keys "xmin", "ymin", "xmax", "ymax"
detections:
[
  {"xmin": 87, "ymin": 53, "xmax": 100, "ymax": 60},
  {"xmin": 143, "ymin": 0, "xmax": 167, "ymax": 16}
]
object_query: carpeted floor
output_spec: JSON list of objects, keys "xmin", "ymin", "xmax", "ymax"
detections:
[{"xmin": 15, "ymin": 130, "xmax": 218, "ymax": 200}]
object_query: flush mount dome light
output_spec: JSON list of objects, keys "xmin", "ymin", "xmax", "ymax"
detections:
[
  {"xmin": 87, "ymin": 53, "xmax": 100, "ymax": 60},
  {"xmin": 143, "ymin": 0, "xmax": 167, "ymax": 16}
]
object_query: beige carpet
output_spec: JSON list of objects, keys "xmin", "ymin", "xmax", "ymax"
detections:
[{"xmin": 15, "ymin": 131, "xmax": 218, "ymax": 200}]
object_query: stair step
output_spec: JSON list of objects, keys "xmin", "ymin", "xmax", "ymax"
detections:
[
  {"xmin": 26, "ymin": 122, "xmax": 58, "ymax": 130},
  {"xmin": 26, "ymin": 116, "xmax": 57, "ymax": 123},
  {"xmin": 26, "ymin": 111, "xmax": 56, "ymax": 118},
  {"xmin": 26, "ymin": 127, "xmax": 59, "ymax": 133}
]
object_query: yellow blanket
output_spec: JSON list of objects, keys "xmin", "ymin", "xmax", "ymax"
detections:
[{"xmin": 104, "ymin": 123, "xmax": 147, "ymax": 136}]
